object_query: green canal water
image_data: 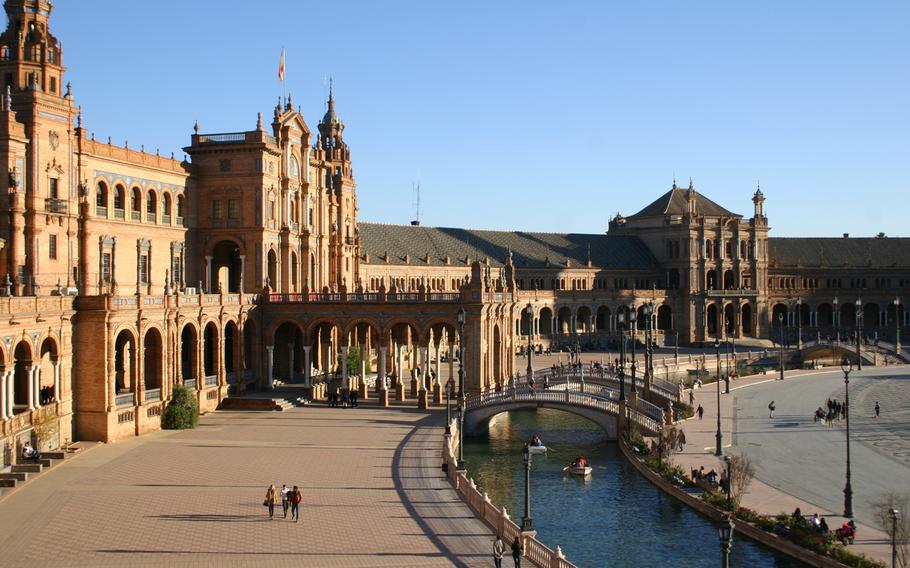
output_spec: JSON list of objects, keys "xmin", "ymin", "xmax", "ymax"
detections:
[{"xmin": 462, "ymin": 408, "xmax": 806, "ymax": 567}]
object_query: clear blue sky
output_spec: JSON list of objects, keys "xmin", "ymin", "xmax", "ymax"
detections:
[{"xmin": 50, "ymin": 1, "xmax": 907, "ymax": 237}]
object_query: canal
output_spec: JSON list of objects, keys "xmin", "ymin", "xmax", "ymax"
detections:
[{"xmin": 462, "ymin": 408, "xmax": 805, "ymax": 567}]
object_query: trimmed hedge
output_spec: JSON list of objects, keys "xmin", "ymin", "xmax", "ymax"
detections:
[{"xmin": 162, "ymin": 384, "xmax": 199, "ymax": 429}]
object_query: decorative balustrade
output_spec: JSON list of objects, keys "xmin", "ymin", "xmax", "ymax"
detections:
[
  {"xmin": 144, "ymin": 388, "xmax": 161, "ymax": 403},
  {"xmin": 197, "ymin": 132, "xmax": 246, "ymax": 143},
  {"xmin": 183, "ymin": 378, "xmax": 197, "ymax": 390},
  {"xmin": 205, "ymin": 375, "xmax": 218, "ymax": 387},
  {"xmin": 45, "ymin": 198, "xmax": 68, "ymax": 213},
  {"xmin": 115, "ymin": 392, "xmax": 134, "ymax": 407}
]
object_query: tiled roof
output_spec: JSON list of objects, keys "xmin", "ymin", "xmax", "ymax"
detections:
[
  {"xmin": 769, "ymin": 237, "xmax": 910, "ymax": 268},
  {"xmin": 359, "ymin": 223, "xmax": 659, "ymax": 269},
  {"xmin": 628, "ymin": 187, "xmax": 739, "ymax": 219}
]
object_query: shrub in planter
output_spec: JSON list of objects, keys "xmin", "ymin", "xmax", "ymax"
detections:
[
  {"xmin": 162, "ymin": 384, "xmax": 199, "ymax": 429},
  {"xmin": 672, "ymin": 400, "xmax": 694, "ymax": 420}
]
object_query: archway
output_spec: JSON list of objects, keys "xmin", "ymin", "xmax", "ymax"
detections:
[
  {"xmin": 290, "ymin": 251, "xmax": 298, "ymax": 293},
  {"xmin": 143, "ymin": 328, "xmax": 163, "ymax": 394},
  {"xmin": 538, "ymin": 307, "xmax": 553, "ymax": 336},
  {"xmin": 706, "ymin": 304, "xmax": 718, "ymax": 337},
  {"xmin": 840, "ymin": 303, "xmax": 856, "ymax": 329},
  {"xmin": 38, "ymin": 337, "xmax": 58, "ymax": 406},
  {"xmin": 212, "ymin": 240, "xmax": 242, "ymax": 293},
  {"xmin": 387, "ymin": 321, "xmax": 421, "ymax": 385},
  {"xmin": 863, "ymin": 302, "xmax": 879, "ymax": 331},
  {"xmin": 817, "ymin": 303, "xmax": 833, "ymax": 327},
  {"xmin": 576, "ymin": 306, "xmax": 592, "ymax": 333},
  {"xmin": 798, "ymin": 303, "xmax": 811, "ymax": 326},
  {"xmin": 274, "ymin": 322, "xmax": 304, "ymax": 382},
  {"xmin": 492, "ymin": 325, "xmax": 503, "ymax": 389},
  {"xmin": 519, "ymin": 306, "xmax": 531, "ymax": 336},
  {"xmin": 242, "ymin": 320, "xmax": 257, "ymax": 384},
  {"xmin": 180, "ymin": 325, "xmax": 199, "ymax": 387},
  {"xmin": 203, "ymin": 322, "xmax": 218, "ymax": 381},
  {"xmin": 656, "ymin": 305, "xmax": 672, "ymax": 331},
  {"xmin": 741, "ymin": 304, "xmax": 753, "ymax": 336},
  {"xmin": 723, "ymin": 269, "xmax": 735, "ymax": 290},
  {"xmin": 113, "ymin": 331, "xmax": 136, "ymax": 398},
  {"xmin": 267, "ymin": 249, "xmax": 278, "ymax": 291},
  {"xmin": 12, "ymin": 341, "xmax": 33, "ymax": 414},
  {"xmin": 311, "ymin": 322, "xmax": 341, "ymax": 377},
  {"xmin": 224, "ymin": 321, "xmax": 239, "ymax": 380},
  {"xmin": 724, "ymin": 303, "xmax": 735, "ymax": 334},
  {"xmin": 706, "ymin": 270, "xmax": 718, "ymax": 291},
  {"xmin": 596, "ymin": 306, "xmax": 611, "ymax": 332},
  {"xmin": 557, "ymin": 307, "xmax": 572, "ymax": 335}
]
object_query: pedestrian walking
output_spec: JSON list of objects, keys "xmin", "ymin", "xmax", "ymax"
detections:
[
  {"xmin": 511, "ymin": 537, "xmax": 523, "ymax": 568},
  {"xmin": 290, "ymin": 485, "xmax": 302, "ymax": 522},
  {"xmin": 697, "ymin": 404, "xmax": 704, "ymax": 420},
  {"xmin": 768, "ymin": 401, "xmax": 776, "ymax": 419},
  {"xmin": 678, "ymin": 430, "xmax": 686, "ymax": 452},
  {"xmin": 350, "ymin": 387, "xmax": 359, "ymax": 408},
  {"xmin": 265, "ymin": 483, "xmax": 278, "ymax": 519},
  {"xmin": 493, "ymin": 534, "xmax": 505, "ymax": 568},
  {"xmin": 688, "ymin": 390, "xmax": 695, "ymax": 406},
  {"xmin": 874, "ymin": 401, "xmax": 880, "ymax": 418},
  {"xmin": 280, "ymin": 484, "xmax": 290, "ymax": 518}
]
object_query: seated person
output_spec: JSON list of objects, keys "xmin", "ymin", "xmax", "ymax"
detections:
[
  {"xmin": 819, "ymin": 517, "xmax": 829, "ymax": 534},
  {"xmin": 21, "ymin": 442, "xmax": 41, "ymax": 462},
  {"xmin": 531, "ymin": 436, "xmax": 542, "ymax": 446}
]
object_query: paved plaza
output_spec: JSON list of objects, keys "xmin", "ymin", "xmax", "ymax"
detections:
[
  {"xmin": 674, "ymin": 366, "xmax": 910, "ymax": 564},
  {"xmin": 0, "ymin": 403, "xmax": 495, "ymax": 568}
]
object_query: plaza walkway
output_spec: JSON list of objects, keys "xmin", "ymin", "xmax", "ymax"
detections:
[
  {"xmin": 673, "ymin": 366, "xmax": 908, "ymax": 564},
  {"xmin": 0, "ymin": 404, "xmax": 495, "ymax": 568}
]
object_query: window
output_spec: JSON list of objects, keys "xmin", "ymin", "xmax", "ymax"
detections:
[
  {"xmin": 49, "ymin": 178, "xmax": 58, "ymax": 199},
  {"xmin": 211, "ymin": 200, "xmax": 223, "ymax": 219},
  {"xmin": 228, "ymin": 199, "xmax": 239, "ymax": 219},
  {"xmin": 269, "ymin": 200, "xmax": 276, "ymax": 220},
  {"xmin": 139, "ymin": 254, "xmax": 149, "ymax": 284},
  {"xmin": 49, "ymin": 76, "xmax": 56, "ymax": 94},
  {"xmin": 48, "ymin": 234, "xmax": 57, "ymax": 259},
  {"xmin": 290, "ymin": 155, "xmax": 300, "ymax": 178},
  {"xmin": 96, "ymin": 182, "xmax": 108, "ymax": 208},
  {"xmin": 171, "ymin": 256, "xmax": 183, "ymax": 287},
  {"xmin": 113, "ymin": 185, "xmax": 124, "ymax": 210},
  {"xmin": 102, "ymin": 253, "xmax": 112, "ymax": 283},
  {"xmin": 177, "ymin": 195, "xmax": 185, "ymax": 218}
]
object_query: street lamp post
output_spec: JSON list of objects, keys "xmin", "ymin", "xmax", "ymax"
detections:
[
  {"xmin": 456, "ymin": 308, "xmax": 467, "ymax": 471},
  {"xmin": 674, "ymin": 330, "xmax": 679, "ymax": 364},
  {"xmin": 445, "ymin": 377, "xmax": 452, "ymax": 436},
  {"xmin": 715, "ymin": 338, "xmax": 723, "ymax": 457},
  {"xmin": 618, "ymin": 312, "xmax": 626, "ymax": 401},
  {"xmin": 894, "ymin": 298, "xmax": 901, "ymax": 357},
  {"xmin": 724, "ymin": 455, "xmax": 732, "ymax": 506},
  {"xmin": 724, "ymin": 328, "xmax": 731, "ymax": 395},
  {"xmin": 856, "ymin": 298, "xmax": 863, "ymax": 371},
  {"xmin": 834, "ymin": 296, "xmax": 840, "ymax": 343},
  {"xmin": 778, "ymin": 314, "xmax": 785, "ymax": 380},
  {"xmin": 841, "ymin": 357, "xmax": 853, "ymax": 518},
  {"xmin": 796, "ymin": 297, "xmax": 803, "ymax": 349},
  {"xmin": 718, "ymin": 515, "xmax": 735, "ymax": 568},
  {"xmin": 630, "ymin": 307, "xmax": 638, "ymax": 394},
  {"xmin": 521, "ymin": 443, "xmax": 534, "ymax": 531},
  {"xmin": 890, "ymin": 508, "xmax": 900, "ymax": 568}
]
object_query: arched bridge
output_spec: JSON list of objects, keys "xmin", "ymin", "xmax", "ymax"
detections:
[
  {"xmin": 463, "ymin": 380, "xmax": 662, "ymax": 439},
  {"xmin": 799, "ymin": 340, "xmax": 877, "ymax": 366}
]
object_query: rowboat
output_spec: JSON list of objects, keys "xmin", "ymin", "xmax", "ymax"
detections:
[
  {"xmin": 528, "ymin": 445, "xmax": 547, "ymax": 455},
  {"xmin": 567, "ymin": 465, "xmax": 592, "ymax": 477}
]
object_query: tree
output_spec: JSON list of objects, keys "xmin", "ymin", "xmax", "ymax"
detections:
[
  {"xmin": 875, "ymin": 232, "xmax": 888, "ymax": 238},
  {"xmin": 727, "ymin": 453, "xmax": 755, "ymax": 508},
  {"xmin": 346, "ymin": 347, "xmax": 372, "ymax": 374},
  {"xmin": 162, "ymin": 384, "xmax": 199, "ymax": 429},
  {"xmin": 873, "ymin": 492, "xmax": 908, "ymax": 568}
]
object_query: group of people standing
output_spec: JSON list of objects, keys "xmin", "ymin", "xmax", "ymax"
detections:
[
  {"xmin": 264, "ymin": 483, "xmax": 302, "ymax": 522},
  {"xmin": 327, "ymin": 384, "xmax": 359, "ymax": 408}
]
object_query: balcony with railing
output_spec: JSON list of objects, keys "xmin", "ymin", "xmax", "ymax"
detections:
[
  {"xmin": 45, "ymin": 198, "xmax": 68, "ymax": 214},
  {"xmin": 131, "ymin": 210, "xmax": 140, "ymax": 221},
  {"xmin": 113, "ymin": 208, "xmax": 125, "ymax": 220},
  {"xmin": 205, "ymin": 375, "xmax": 218, "ymax": 387},
  {"xmin": 144, "ymin": 389, "xmax": 161, "ymax": 403},
  {"xmin": 183, "ymin": 378, "xmax": 197, "ymax": 390},
  {"xmin": 162, "ymin": 214, "xmax": 171, "ymax": 225},
  {"xmin": 706, "ymin": 288, "xmax": 759, "ymax": 298},
  {"xmin": 95, "ymin": 205, "xmax": 107, "ymax": 217},
  {"xmin": 146, "ymin": 211, "xmax": 156, "ymax": 223},
  {"xmin": 177, "ymin": 215, "xmax": 185, "ymax": 226}
]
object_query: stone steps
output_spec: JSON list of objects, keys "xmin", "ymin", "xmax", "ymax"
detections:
[
  {"xmin": 0, "ymin": 471, "xmax": 27, "ymax": 482},
  {"xmin": 0, "ymin": 478, "xmax": 17, "ymax": 487},
  {"xmin": 12, "ymin": 464, "xmax": 42, "ymax": 474}
]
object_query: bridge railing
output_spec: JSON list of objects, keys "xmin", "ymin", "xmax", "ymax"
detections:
[
  {"xmin": 443, "ymin": 420, "xmax": 577, "ymax": 568},
  {"xmin": 523, "ymin": 368, "xmax": 679, "ymax": 401}
]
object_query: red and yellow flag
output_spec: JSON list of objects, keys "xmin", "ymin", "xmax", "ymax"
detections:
[{"xmin": 278, "ymin": 48, "xmax": 285, "ymax": 81}]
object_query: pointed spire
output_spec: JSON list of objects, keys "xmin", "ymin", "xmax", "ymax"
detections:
[
  {"xmin": 256, "ymin": 112, "xmax": 263, "ymax": 130},
  {"xmin": 286, "ymin": 93, "xmax": 294, "ymax": 111},
  {"xmin": 672, "ymin": 176, "xmax": 677, "ymax": 190},
  {"xmin": 76, "ymin": 105, "xmax": 82, "ymax": 128},
  {"xmin": 193, "ymin": 120, "xmax": 199, "ymax": 135},
  {"xmin": 688, "ymin": 177, "xmax": 694, "ymax": 191}
]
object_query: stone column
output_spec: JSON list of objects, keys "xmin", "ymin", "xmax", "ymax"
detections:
[
  {"xmin": 265, "ymin": 345, "xmax": 274, "ymax": 390},
  {"xmin": 27, "ymin": 366, "xmax": 36, "ymax": 410},
  {"xmin": 449, "ymin": 343, "xmax": 456, "ymax": 397},
  {"xmin": 53, "ymin": 361, "xmax": 61, "ymax": 403},
  {"xmin": 378, "ymin": 346, "xmax": 389, "ymax": 407},
  {"xmin": 205, "ymin": 255, "xmax": 213, "ymax": 292},
  {"xmin": 0, "ymin": 370, "xmax": 8, "ymax": 420},
  {"xmin": 433, "ymin": 340, "xmax": 443, "ymax": 404},
  {"xmin": 359, "ymin": 359, "xmax": 368, "ymax": 399},
  {"xmin": 239, "ymin": 255, "xmax": 246, "ymax": 293},
  {"xmin": 303, "ymin": 346, "xmax": 312, "ymax": 388},
  {"xmin": 342, "ymin": 345, "xmax": 349, "ymax": 390},
  {"xmin": 288, "ymin": 343, "xmax": 295, "ymax": 383}
]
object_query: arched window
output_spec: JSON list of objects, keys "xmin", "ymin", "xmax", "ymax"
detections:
[
  {"xmin": 113, "ymin": 184, "xmax": 125, "ymax": 211},
  {"xmin": 146, "ymin": 189, "xmax": 157, "ymax": 222},
  {"xmin": 131, "ymin": 187, "xmax": 141, "ymax": 220},
  {"xmin": 163, "ymin": 193, "xmax": 172, "ymax": 223},
  {"xmin": 177, "ymin": 195, "xmax": 185, "ymax": 222},
  {"xmin": 95, "ymin": 182, "xmax": 108, "ymax": 215}
]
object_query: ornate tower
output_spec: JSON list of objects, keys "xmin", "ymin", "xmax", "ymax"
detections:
[
  {"xmin": 314, "ymin": 88, "xmax": 358, "ymax": 291},
  {"xmin": 0, "ymin": 0, "xmax": 77, "ymax": 294}
]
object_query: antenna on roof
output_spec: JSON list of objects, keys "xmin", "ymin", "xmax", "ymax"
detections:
[{"xmin": 410, "ymin": 182, "xmax": 421, "ymax": 226}]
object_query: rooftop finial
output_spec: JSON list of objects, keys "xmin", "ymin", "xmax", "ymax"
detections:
[
  {"xmin": 688, "ymin": 177, "xmax": 694, "ymax": 190},
  {"xmin": 329, "ymin": 76, "xmax": 334, "ymax": 108},
  {"xmin": 76, "ymin": 105, "xmax": 82, "ymax": 128},
  {"xmin": 193, "ymin": 120, "xmax": 199, "ymax": 135},
  {"xmin": 672, "ymin": 175, "xmax": 677, "ymax": 190},
  {"xmin": 256, "ymin": 112, "xmax": 263, "ymax": 130}
]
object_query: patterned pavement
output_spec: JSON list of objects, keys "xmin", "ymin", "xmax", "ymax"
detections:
[{"xmin": 0, "ymin": 404, "xmax": 496, "ymax": 568}]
